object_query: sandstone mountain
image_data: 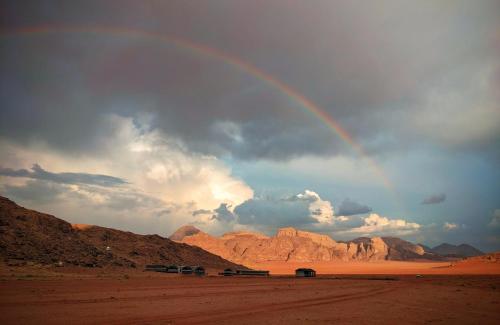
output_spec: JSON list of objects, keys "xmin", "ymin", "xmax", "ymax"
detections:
[
  {"xmin": 171, "ymin": 225, "xmax": 440, "ymax": 264},
  {"xmin": 0, "ymin": 196, "xmax": 243, "ymax": 270},
  {"xmin": 169, "ymin": 225, "xmax": 202, "ymax": 241}
]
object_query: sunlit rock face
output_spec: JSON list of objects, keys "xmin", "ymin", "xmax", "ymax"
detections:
[
  {"xmin": 173, "ymin": 226, "xmax": 431, "ymax": 264},
  {"xmin": 276, "ymin": 227, "xmax": 337, "ymax": 248}
]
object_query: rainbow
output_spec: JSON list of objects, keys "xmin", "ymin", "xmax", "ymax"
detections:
[{"xmin": 1, "ymin": 25, "xmax": 394, "ymax": 191}]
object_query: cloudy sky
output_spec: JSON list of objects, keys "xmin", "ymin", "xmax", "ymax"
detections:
[{"xmin": 1, "ymin": 1, "xmax": 499, "ymax": 251}]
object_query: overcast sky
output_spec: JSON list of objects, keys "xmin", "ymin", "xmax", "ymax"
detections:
[{"xmin": 1, "ymin": 1, "xmax": 499, "ymax": 251}]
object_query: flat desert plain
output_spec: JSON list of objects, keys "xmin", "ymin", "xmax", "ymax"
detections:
[
  {"xmin": 1, "ymin": 262, "xmax": 499, "ymax": 324},
  {"xmin": 248, "ymin": 259, "xmax": 500, "ymax": 275}
]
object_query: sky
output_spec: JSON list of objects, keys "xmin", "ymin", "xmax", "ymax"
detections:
[{"xmin": 0, "ymin": 1, "xmax": 499, "ymax": 251}]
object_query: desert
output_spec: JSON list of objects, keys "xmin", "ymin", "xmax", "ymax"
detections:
[
  {"xmin": 2, "ymin": 3, "xmax": 500, "ymax": 323},
  {"xmin": 1, "ymin": 197, "xmax": 499, "ymax": 324},
  {"xmin": 1, "ymin": 271, "xmax": 499, "ymax": 324}
]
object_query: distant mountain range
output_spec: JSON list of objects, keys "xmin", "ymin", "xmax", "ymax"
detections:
[
  {"xmin": 424, "ymin": 243, "xmax": 483, "ymax": 257},
  {"xmin": 0, "ymin": 197, "xmax": 242, "ymax": 270},
  {"xmin": 171, "ymin": 225, "xmax": 484, "ymax": 264}
]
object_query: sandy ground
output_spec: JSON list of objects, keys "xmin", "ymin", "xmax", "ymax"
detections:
[
  {"xmin": 1, "ymin": 270, "xmax": 499, "ymax": 325},
  {"xmin": 247, "ymin": 259, "xmax": 500, "ymax": 275}
]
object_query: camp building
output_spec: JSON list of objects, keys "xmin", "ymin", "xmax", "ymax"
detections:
[{"xmin": 295, "ymin": 268, "xmax": 316, "ymax": 277}]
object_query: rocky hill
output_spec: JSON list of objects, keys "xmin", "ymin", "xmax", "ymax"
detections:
[
  {"xmin": 429, "ymin": 243, "xmax": 484, "ymax": 257},
  {"xmin": 0, "ymin": 196, "xmax": 243, "ymax": 270},
  {"xmin": 171, "ymin": 225, "xmax": 441, "ymax": 264}
]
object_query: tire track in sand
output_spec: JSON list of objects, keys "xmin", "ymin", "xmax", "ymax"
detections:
[
  {"xmin": 0, "ymin": 286, "xmax": 296, "ymax": 307},
  {"xmin": 113, "ymin": 283, "xmax": 401, "ymax": 324}
]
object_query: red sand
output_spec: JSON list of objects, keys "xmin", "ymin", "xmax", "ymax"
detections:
[
  {"xmin": 1, "ymin": 260, "xmax": 498, "ymax": 324},
  {"xmin": 1, "ymin": 272, "xmax": 499, "ymax": 324},
  {"xmin": 248, "ymin": 260, "xmax": 500, "ymax": 275}
]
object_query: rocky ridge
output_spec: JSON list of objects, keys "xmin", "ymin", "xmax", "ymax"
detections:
[{"xmin": 171, "ymin": 225, "xmax": 439, "ymax": 264}]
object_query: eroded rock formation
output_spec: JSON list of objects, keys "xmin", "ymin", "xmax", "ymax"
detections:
[{"xmin": 171, "ymin": 225, "xmax": 432, "ymax": 264}]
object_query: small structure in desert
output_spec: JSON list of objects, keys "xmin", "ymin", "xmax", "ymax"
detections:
[
  {"xmin": 145, "ymin": 264, "xmax": 167, "ymax": 272},
  {"xmin": 166, "ymin": 265, "xmax": 180, "ymax": 273},
  {"xmin": 295, "ymin": 268, "xmax": 316, "ymax": 277},
  {"xmin": 221, "ymin": 268, "xmax": 235, "ymax": 276},
  {"xmin": 180, "ymin": 265, "xmax": 193, "ymax": 274},
  {"xmin": 194, "ymin": 266, "xmax": 206, "ymax": 276},
  {"xmin": 236, "ymin": 269, "xmax": 270, "ymax": 276}
]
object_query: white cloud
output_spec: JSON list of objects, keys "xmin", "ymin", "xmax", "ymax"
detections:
[
  {"xmin": 298, "ymin": 190, "xmax": 333, "ymax": 224},
  {"xmin": 295, "ymin": 190, "xmax": 321, "ymax": 202},
  {"xmin": 341, "ymin": 213, "xmax": 421, "ymax": 236},
  {"xmin": 0, "ymin": 114, "xmax": 253, "ymax": 235},
  {"xmin": 294, "ymin": 190, "xmax": 349, "ymax": 224},
  {"xmin": 336, "ymin": 216, "xmax": 349, "ymax": 222}
]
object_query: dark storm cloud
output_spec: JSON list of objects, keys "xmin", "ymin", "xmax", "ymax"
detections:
[
  {"xmin": 212, "ymin": 203, "xmax": 236, "ymax": 222},
  {"xmin": 193, "ymin": 204, "xmax": 262, "ymax": 223},
  {"xmin": 1, "ymin": 1, "xmax": 499, "ymax": 161},
  {"xmin": 421, "ymin": 193, "xmax": 446, "ymax": 205},
  {"xmin": 234, "ymin": 198, "xmax": 314, "ymax": 226},
  {"xmin": 337, "ymin": 198, "xmax": 372, "ymax": 216},
  {"xmin": 0, "ymin": 164, "xmax": 127, "ymax": 187},
  {"xmin": 192, "ymin": 205, "xmax": 236, "ymax": 221}
]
